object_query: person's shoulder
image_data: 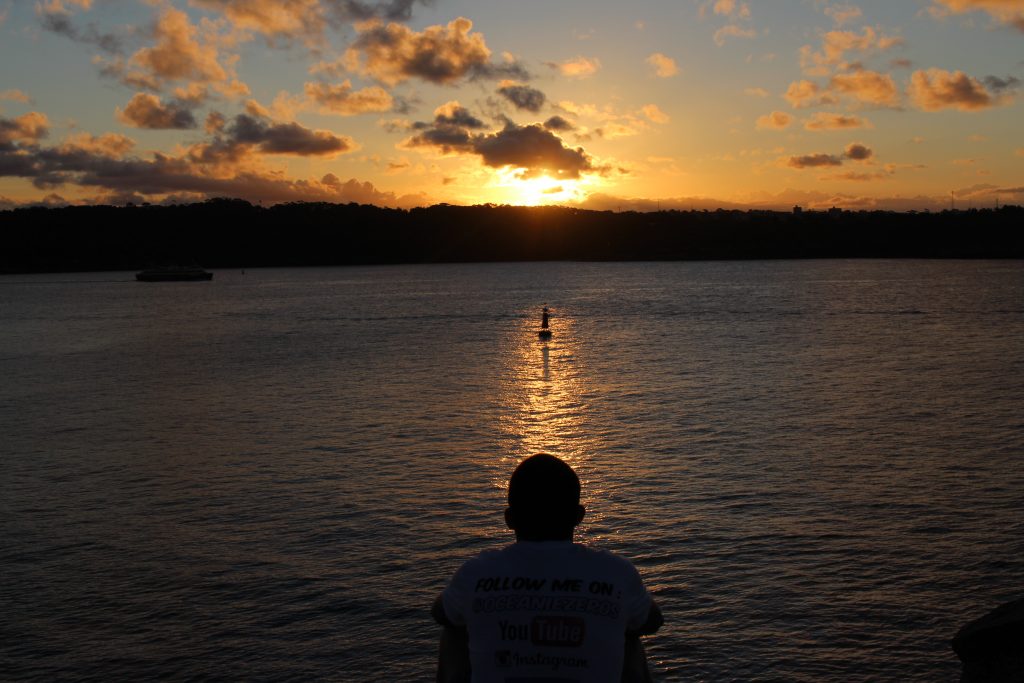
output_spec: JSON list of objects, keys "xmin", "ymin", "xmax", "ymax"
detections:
[
  {"xmin": 454, "ymin": 544, "xmax": 516, "ymax": 571},
  {"xmin": 570, "ymin": 543, "xmax": 641, "ymax": 572}
]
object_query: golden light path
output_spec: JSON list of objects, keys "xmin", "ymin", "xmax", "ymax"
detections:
[{"xmin": 494, "ymin": 308, "xmax": 607, "ymax": 531}]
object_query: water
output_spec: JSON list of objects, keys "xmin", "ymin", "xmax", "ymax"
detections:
[{"xmin": 2, "ymin": 261, "xmax": 1022, "ymax": 682}]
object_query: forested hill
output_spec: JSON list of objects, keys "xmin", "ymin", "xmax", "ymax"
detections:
[{"xmin": 2, "ymin": 199, "xmax": 1022, "ymax": 273}]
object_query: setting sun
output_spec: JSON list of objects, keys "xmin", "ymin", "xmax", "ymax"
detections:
[{"xmin": 489, "ymin": 171, "xmax": 592, "ymax": 207}]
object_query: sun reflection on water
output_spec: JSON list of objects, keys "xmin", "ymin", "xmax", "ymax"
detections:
[{"xmin": 495, "ymin": 309, "xmax": 608, "ymax": 530}]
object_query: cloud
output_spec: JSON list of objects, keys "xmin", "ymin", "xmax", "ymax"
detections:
[
  {"xmin": 471, "ymin": 123, "xmax": 596, "ymax": 179},
  {"xmin": 928, "ymin": 0, "xmax": 1024, "ymax": 31},
  {"xmin": 189, "ymin": 0, "xmax": 433, "ymax": 45},
  {"xmin": 130, "ymin": 8, "xmax": 227, "ymax": 83},
  {"xmin": 646, "ymin": 53, "xmax": 679, "ymax": 78},
  {"xmin": 642, "ymin": 104, "xmax": 670, "ymax": 124},
  {"xmin": 982, "ymin": 75, "xmax": 1021, "ymax": 92},
  {"xmin": 304, "ymin": 80, "xmax": 393, "ymax": 115},
  {"xmin": 908, "ymin": 68, "xmax": 1001, "ymax": 111},
  {"xmin": 116, "ymin": 93, "xmax": 197, "ymax": 129},
  {"xmin": 800, "ymin": 27, "xmax": 904, "ymax": 76},
  {"xmin": 400, "ymin": 101, "xmax": 484, "ymax": 151},
  {"xmin": 0, "ymin": 111, "xmax": 400, "ymax": 206},
  {"xmin": 550, "ymin": 56, "xmax": 600, "ymax": 78},
  {"xmin": 91, "ymin": 6, "xmax": 249, "ymax": 104},
  {"xmin": 710, "ymin": 0, "xmax": 751, "ymax": 19},
  {"xmin": 543, "ymin": 115, "xmax": 575, "ymax": 132},
  {"xmin": 220, "ymin": 113, "xmax": 354, "ymax": 156},
  {"xmin": 843, "ymin": 142, "xmax": 873, "ymax": 160},
  {"xmin": 713, "ymin": 25, "xmax": 756, "ymax": 46},
  {"xmin": 402, "ymin": 103, "xmax": 598, "ymax": 180},
  {"xmin": 497, "ymin": 83, "xmax": 547, "ymax": 112},
  {"xmin": 36, "ymin": 0, "xmax": 125, "ymax": 54},
  {"xmin": 343, "ymin": 17, "xmax": 527, "ymax": 86},
  {"xmin": 0, "ymin": 112, "xmax": 50, "ymax": 144},
  {"xmin": 829, "ymin": 69, "xmax": 900, "ymax": 107},
  {"xmin": 782, "ymin": 140, "xmax": 874, "ymax": 170},
  {"xmin": 0, "ymin": 90, "xmax": 32, "ymax": 104},
  {"xmin": 744, "ymin": 87, "xmax": 770, "ymax": 97},
  {"xmin": 189, "ymin": 0, "xmax": 327, "ymax": 43},
  {"xmin": 784, "ymin": 80, "xmax": 838, "ymax": 108},
  {"xmin": 823, "ymin": 3, "xmax": 863, "ymax": 26},
  {"xmin": 755, "ymin": 110, "xmax": 793, "ymax": 130},
  {"xmin": 824, "ymin": 170, "xmax": 889, "ymax": 181},
  {"xmin": 786, "ymin": 153, "xmax": 843, "ymax": 168},
  {"xmin": 57, "ymin": 131, "xmax": 135, "ymax": 158},
  {"xmin": 803, "ymin": 112, "xmax": 872, "ymax": 130},
  {"xmin": 421, "ymin": 100, "xmax": 487, "ymax": 129}
]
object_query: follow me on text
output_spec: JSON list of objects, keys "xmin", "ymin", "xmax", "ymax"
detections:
[{"xmin": 474, "ymin": 577, "xmax": 616, "ymax": 595}]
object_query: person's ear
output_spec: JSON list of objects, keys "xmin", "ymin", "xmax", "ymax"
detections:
[
  {"xmin": 504, "ymin": 507, "xmax": 515, "ymax": 530},
  {"xmin": 575, "ymin": 505, "xmax": 585, "ymax": 526}
]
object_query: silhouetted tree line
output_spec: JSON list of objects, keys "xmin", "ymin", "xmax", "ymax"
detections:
[{"xmin": 1, "ymin": 199, "xmax": 1022, "ymax": 273}]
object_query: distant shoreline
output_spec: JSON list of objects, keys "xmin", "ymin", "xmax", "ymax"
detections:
[{"xmin": 2, "ymin": 199, "xmax": 1022, "ymax": 274}]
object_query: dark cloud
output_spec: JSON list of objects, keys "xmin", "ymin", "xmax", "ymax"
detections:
[
  {"xmin": 431, "ymin": 104, "xmax": 487, "ymax": 129},
  {"xmin": 224, "ymin": 114, "xmax": 352, "ymax": 156},
  {"xmin": 473, "ymin": 123, "xmax": 594, "ymax": 178},
  {"xmin": 786, "ymin": 153, "xmax": 843, "ymax": 169},
  {"xmin": 403, "ymin": 106, "xmax": 597, "ymax": 180},
  {"xmin": 982, "ymin": 75, "xmax": 1021, "ymax": 92},
  {"xmin": 543, "ymin": 115, "xmax": 575, "ymax": 132},
  {"xmin": 404, "ymin": 103, "xmax": 486, "ymax": 151},
  {"xmin": 38, "ymin": 5, "xmax": 126, "ymax": 55},
  {"xmin": 909, "ymin": 68, "xmax": 995, "ymax": 111},
  {"xmin": 0, "ymin": 122, "xmax": 418, "ymax": 207},
  {"xmin": 329, "ymin": 0, "xmax": 435, "ymax": 22},
  {"xmin": 843, "ymin": 143, "xmax": 873, "ymax": 160},
  {"xmin": 497, "ymin": 84, "xmax": 546, "ymax": 112},
  {"xmin": 785, "ymin": 141, "xmax": 876, "ymax": 170},
  {"xmin": 117, "ymin": 93, "xmax": 197, "ymax": 130}
]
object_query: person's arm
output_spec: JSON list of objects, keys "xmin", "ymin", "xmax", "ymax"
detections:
[
  {"xmin": 622, "ymin": 599, "xmax": 662, "ymax": 683},
  {"xmin": 433, "ymin": 593, "xmax": 471, "ymax": 683},
  {"xmin": 635, "ymin": 600, "xmax": 664, "ymax": 636}
]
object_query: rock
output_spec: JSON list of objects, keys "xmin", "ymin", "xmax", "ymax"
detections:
[{"xmin": 952, "ymin": 597, "xmax": 1024, "ymax": 683}]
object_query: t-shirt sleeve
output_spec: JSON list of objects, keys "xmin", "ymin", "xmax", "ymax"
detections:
[
  {"xmin": 621, "ymin": 561, "xmax": 654, "ymax": 632},
  {"xmin": 440, "ymin": 561, "xmax": 473, "ymax": 627}
]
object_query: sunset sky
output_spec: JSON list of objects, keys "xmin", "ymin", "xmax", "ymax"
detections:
[{"xmin": 1, "ymin": 0, "xmax": 1022, "ymax": 211}]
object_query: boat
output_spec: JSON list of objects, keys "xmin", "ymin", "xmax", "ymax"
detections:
[{"xmin": 136, "ymin": 266, "xmax": 213, "ymax": 282}]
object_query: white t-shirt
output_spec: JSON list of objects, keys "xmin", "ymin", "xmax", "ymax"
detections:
[{"xmin": 441, "ymin": 541, "xmax": 654, "ymax": 683}]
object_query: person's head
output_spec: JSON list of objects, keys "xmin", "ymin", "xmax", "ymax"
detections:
[{"xmin": 505, "ymin": 453, "xmax": 585, "ymax": 541}]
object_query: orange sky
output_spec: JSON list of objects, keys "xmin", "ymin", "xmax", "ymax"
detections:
[{"xmin": 1, "ymin": 0, "xmax": 1022, "ymax": 211}]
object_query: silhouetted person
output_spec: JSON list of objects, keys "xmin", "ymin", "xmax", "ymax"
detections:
[
  {"xmin": 541, "ymin": 305, "xmax": 550, "ymax": 329},
  {"xmin": 432, "ymin": 454, "xmax": 663, "ymax": 682}
]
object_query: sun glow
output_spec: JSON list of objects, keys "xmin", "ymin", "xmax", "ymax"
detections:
[{"xmin": 487, "ymin": 169, "xmax": 596, "ymax": 206}]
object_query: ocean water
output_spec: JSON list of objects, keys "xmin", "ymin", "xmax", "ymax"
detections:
[{"xmin": 1, "ymin": 260, "xmax": 1022, "ymax": 682}]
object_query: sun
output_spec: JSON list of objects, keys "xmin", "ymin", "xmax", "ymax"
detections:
[{"xmin": 488, "ymin": 168, "xmax": 592, "ymax": 206}]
